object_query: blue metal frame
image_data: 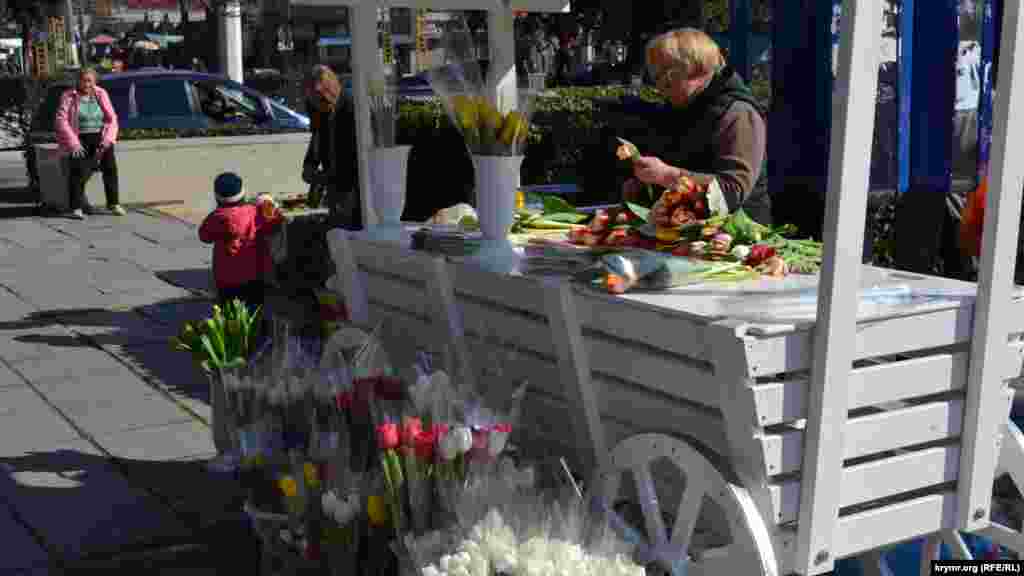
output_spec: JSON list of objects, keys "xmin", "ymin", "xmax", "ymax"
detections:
[
  {"xmin": 978, "ymin": 0, "xmax": 1002, "ymax": 180},
  {"xmin": 897, "ymin": 0, "xmax": 913, "ymax": 193}
]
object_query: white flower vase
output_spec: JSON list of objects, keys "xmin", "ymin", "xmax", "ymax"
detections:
[
  {"xmin": 366, "ymin": 145, "xmax": 412, "ymax": 245},
  {"xmin": 469, "ymin": 155, "xmax": 525, "ymax": 273}
]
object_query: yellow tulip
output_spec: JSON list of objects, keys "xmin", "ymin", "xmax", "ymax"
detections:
[
  {"xmin": 278, "ymin": 475, "xmax": 298, "ymax": 499},
  {"xmin": 367, "ymin": 495, "xmax": 388, "ymax": 526},
  {"xmin": 303, "ymin": 462, "xmax": 320, "ymax": 489},
  {"xmin": 655, "ymin": 226, "xmax": 682, "ymax": 243}
]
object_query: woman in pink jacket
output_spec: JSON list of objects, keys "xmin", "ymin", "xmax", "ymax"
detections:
[{"xmin": 55, "ymin": 67, "xmax": 124, "ymax": 219}]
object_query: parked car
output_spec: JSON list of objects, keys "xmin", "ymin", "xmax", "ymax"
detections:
[{"xmin": 29, "ymin": 69, "xmax": 310, "ymax": 138}]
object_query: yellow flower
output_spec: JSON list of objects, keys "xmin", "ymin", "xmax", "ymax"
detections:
[
  {"xmin": 242, "ymin": 454, "xmax": 265, "ymax": 468},
  {"xmin": 367, "ymin": 495, "xmax": 388, "ymax": 526},
  {"xmin": 278, "ymin": 475, "xmax": 298, "ymax": 499},
  {"xmin": 303, "ymin": 462, "xmax": 320, "ymax": 489}
]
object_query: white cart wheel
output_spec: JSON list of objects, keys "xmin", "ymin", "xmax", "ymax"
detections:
[
  {"xmin": 588, "ymin": 433, "xmax": 779, "ymax": 576},
  {"xmin": 971, "ymin": 420, "xmax": 1024, "ymax": 558}
]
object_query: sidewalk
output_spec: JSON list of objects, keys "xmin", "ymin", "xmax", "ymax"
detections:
[{"xmin": 0, "ymin": 196, "xmax": 258, "ymax": 574}]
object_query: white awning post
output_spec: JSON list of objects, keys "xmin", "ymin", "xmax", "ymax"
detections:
[
  {"xmin": 959, "ymin": 0, "xmax": 1024, "ymax": 533},
  {"xmin": 487, "ymin": 0, "xmax": 517, "ymax": 114},
  {"xmin": 350, "ymin": 0, "xmax": 380, "ymax": 227},
  {"xmin": 220, "ymin": 0, "xmax": 244, "ymax": 83},
  {"xmin": 795, "ymin": 0, "xmax": 881, "ymax": 574}
]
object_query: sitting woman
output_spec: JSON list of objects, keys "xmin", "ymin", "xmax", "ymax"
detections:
[{"xmin": 55, "ymin": 67, "xmax": 125, "ymax": 219}]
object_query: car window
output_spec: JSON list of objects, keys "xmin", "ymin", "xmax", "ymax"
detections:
[
  {"xmin": 134, "ymin": 79, "xmax": 192, "ymax": 118},
  {"xmin": 192, "ymin": 80, "xmax": 265, "ymax": 125},
  {"xmin": 101, "ymin": 81, "xmax": 132, "ymax": 119}
]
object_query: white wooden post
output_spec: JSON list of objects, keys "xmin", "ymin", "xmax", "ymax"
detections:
[
  {"xmin": 487, "ymin": 1, "xmax": 518, "ymax": 113},
  {"xmin": 958, "ymin": 0, "xmax": 1024, "ymax": 533},
  {"xmin": 795, "ymin": 0, "xmax": 881, "ymax": 573},
  {"xmin": 220, "ymin": 0, "xmax": 245, "ymax": 83},
  {"xmin": 350, "ymin": 0, "xmax": 379, "ymax": 228}
]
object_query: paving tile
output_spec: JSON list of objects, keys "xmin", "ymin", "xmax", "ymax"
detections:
[
  {"xmin": 0, "ymin": 289, "xmax": 38, "ymax": 321},
  {"xmin": 127, "ymin": 219, "xmax": 199, "ymax": 246},
  {"xmin": 86, "ymin": 286, "xmax": 199, "ymax": 312},
  {"xmin": 0, "ymin": 219, "xmax": 73, "ymax": 248},
  {"xmin": 0, "ymin": 509, "xmax": 48, "ymax": 573},
  {"xmin": 31, "ymin": 368, "xmax": 193, "ymax": 438},
  {"xmin": 92, "ymin": 420, "xmax": 215, "ymax": 462},
  {"xmin": 0, "ymin": 387, "xmax": 81, "ymax": 456},
  {"xmin": 134, "ymin": 299, "xmax": 214, "ymax": 327},
  {"xmin": 0, "ymin": 363, "xmax": 25, "ymax": 389},
  {"xmin": 0, "ymin": 325, "xmax": 77, "ymax": 366},
  {"xmin": 6, "ymin": 344, "xmax": 125, "ymax": 384},
  {"xmin": 0, "ymin": 439, "xmax": 190, "ymax": 560},
  {"xmin": 105, "ymin": 342, "xmax": 210, "ymax": 405}
]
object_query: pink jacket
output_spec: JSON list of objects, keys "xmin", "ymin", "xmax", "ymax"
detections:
[{"xmin": 55, "ymin": 86, "xmax": 119, "ymax": 154}]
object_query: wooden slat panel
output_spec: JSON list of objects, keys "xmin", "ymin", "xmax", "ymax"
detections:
[
  {"xmin": 447, "ymin": 261, "xmax": 547, "ymax": 313},
  {"xmin": 747, "ymin": 307, "xmax": 975, "ymax": 377},
  {"xmin": 457, "ymin": 298, "xmax": 721, "ymax": 411},
  {"xmin": 753, "ymin": 353, "xmax": 968, "ymax": 426},
  {"xmin": 465, "ymin": 337, "xmax": 729, "ymax": 456},
  {"xmin": 769, "ymin": 446, "xmax": 959, "ymax": 525},
  {"xmin": 762, "ymin": 399, "xmax": 963, "ymax": 476},
  {"xmin": 833, "ymin": 491, "xmax": 958, "ymax": 564},
  {"xmin": 577, "ymin": 291, "xmax": 714, "ymax": 362},
  {"xmin": 362, "ymin": 272, "xmax": 430, "ymax": 320},
  {"xmin": 352, "ymin": 241, "xmax": 434, "ymax": 283},
  {"xmin": 366, "ymin": 302, "xmax": 441, "ymax": 368}
]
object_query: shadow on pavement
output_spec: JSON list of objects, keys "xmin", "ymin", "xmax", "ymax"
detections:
[
  {"xmin": 0, "ymin": 447, "xmax": 258, "ymax": 574},
  {"xmin": 1, "ymin": 301, "xmax": 215, "ymax": 407},
  {"xmin": 155, "ymin": 268, "xmax": 214, "ymax": 297}
]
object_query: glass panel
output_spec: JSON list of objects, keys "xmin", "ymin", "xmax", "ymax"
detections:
[{"xmin": 134, "ymin": 79, "xmax": 192, "ymax": 118}]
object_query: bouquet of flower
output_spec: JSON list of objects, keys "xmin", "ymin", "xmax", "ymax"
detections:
[{"xmin": 425, "ymin": 23, "xmax": 536, "ymax": 157}]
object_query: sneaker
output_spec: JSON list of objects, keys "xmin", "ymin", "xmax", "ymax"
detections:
[
  {"xmin": 83, "ymin": 205, "xmax": 98, "ymax": 215},
  {"xmin": 68, "ymin": 209, "xmax": 86, "ymax": 220},
  {"xmin": 109, "ymin": 205, "xmax": 127, "ymax": 216}
]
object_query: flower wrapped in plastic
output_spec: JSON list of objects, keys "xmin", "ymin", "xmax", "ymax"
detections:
[{"xmin": 425, "ymin": 23, "xmax": 537, "ymax": 158}]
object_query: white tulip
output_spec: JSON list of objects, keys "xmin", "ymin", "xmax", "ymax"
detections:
[
  {"xmin": 731, "ymin": 244, "xmax": 751, "ymax": 260},
  {"xmin": 439, "ymin": 432, "xmax": 459, "ymax": 461},
  {"xmin": 439, "ymin": 555, "xmax": 455, "ymax": 573},
  {"xmin": 421, "ymin": 565, "xmax": 444, "ymax": 576},
  {"xmin": 450, "ymin": 427, "xmax": 473, "ymax": 454},
  {"xmin": 487, "ymin": 428, "xmax": 510, "ymax": 457}
]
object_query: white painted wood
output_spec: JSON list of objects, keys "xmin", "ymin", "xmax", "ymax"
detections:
[
  {"xmin": 327, "ymin": 230, "xmax": 370, "ymax": 327},
  {"xmin": 425, "ymin": 257, "xmax": 478, "ymax": 392},
  {"xmin": 577, "ymin": 293, "xmax": 714, "ymax": 361},
  {"xmin": 831, "ymin": 492, "xmax": 958, "ymax": 565},
  {"xmin": 977, "ymin": 522, "xmax": 1024, "ymax": 556},
  {"xmin": 769, "ymin": 446, "xmax": 960, "ymax": 526},
  {"xmin": 959, "ymin": 0, "xmax": 1024, "ymax": 532},
  {"xmin": 589, "ymin": 434, "xmax": 778, "ymax": 576},
  {"xmin": 941, "ymin": 530, "xmax": 972, "ymax": 560},
  {"xmin": 753, "ymin": 352, "xmax": 968, "ymax": 426},
  {"xmin": 997, "ymin": 420, "xmax": 1024, "ymax": 503},
  {"xmin": 764, "ymin": 399, "xmax": 964, "ymax": 477},
  {"xmin": 747, "ymin": 307, "xmax": 975, "ymax": 377},
  {"xmin": 349, "ymin": 1, "xmax": 379, "ymax": 228},
  {"xmin": 543, "ymin": 280, "xmax": 606, "ymax": 474},
  {"xmin": 487, "ymin": 4, "xmax": 518, "ymax": 114},
  {"xmin": 360, "ymin": 273, "xmax": 430, "ymax": 319},
  {"xmin": 447, "ymin": 261, "xmax": 547, "ymax": 312}
]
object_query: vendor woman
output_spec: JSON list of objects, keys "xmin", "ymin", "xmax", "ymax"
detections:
[{"xmin": 624, "ymin": 29, "xmax": 769, "ymax": 224}]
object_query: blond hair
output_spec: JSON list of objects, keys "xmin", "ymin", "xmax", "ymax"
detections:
[
  {"xmin": 307, "ymin": 65, "xmax": 343, "ymax": 130},
  {"xmin": 646, "ymin": 28, "xmax": 725, "ymax": 81}
]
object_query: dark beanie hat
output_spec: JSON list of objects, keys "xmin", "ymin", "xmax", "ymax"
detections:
[{"xmin": 214, "ymin": 172, "xmax": 245, "ymax": 204}]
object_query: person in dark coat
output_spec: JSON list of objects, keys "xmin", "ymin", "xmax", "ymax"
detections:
[
  {"xmin": 302, "ymin": 65, "xmax": 361, "ymax": 229},
  {"xmin": 622, "ymin": 28, "xmax": 770, "ymax": 225}
]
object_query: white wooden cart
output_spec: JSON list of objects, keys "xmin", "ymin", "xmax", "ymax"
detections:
[{"xmin": 324, "ymin": 0, "xmax": 1024, "ymax": 574}]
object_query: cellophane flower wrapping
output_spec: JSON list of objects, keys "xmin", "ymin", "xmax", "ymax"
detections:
[
  {"xmin": 404, "ymin": 460, "xmax": 644, "ymax": 576},
  {"xmin": 425, "ymin": 23, "xmax": 537, "ymax": 158},
  {"xmin": 369, "ymin": 75, "xmax": 399, "ymax": 149}
]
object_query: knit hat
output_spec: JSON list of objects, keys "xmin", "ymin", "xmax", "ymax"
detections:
[{"xmin": 214, "ymin": 172, "xmax": 245, "ymax": 205}]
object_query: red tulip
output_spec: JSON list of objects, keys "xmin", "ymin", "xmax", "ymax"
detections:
[
  {"xmin": 492, "ymin": 423, "xmax": 512, "ymax": 434},
  {"xmin": 414, "ymin": 429, "xmax": 436, "ymax": 461},
  {"xmin": 472, "ymin": 428, "xmax": 488, "ymax": 451},
  {"xmin": 401, "ymin": 417, "xmax": 423, "ymax": 446},
  {"xmin": 375, "ymin": 376, "xmax": 405, "ymax": 401},
  {"xmin": 376, "ymin": 423, "xmax": 400, "ymax": 450},
  {"xmin": 336, "ymin": 391, "xmax": 353, "ymax": 411}
]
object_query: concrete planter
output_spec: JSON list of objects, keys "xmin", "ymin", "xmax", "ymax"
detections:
[{"xmin": 35, "ymin": 133, "xmax": 311, "ymax": 212}]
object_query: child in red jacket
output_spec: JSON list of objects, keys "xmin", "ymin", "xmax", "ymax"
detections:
[{"xmin": 199, "ymin": 172, "xmax": 283, "ymax": 315}]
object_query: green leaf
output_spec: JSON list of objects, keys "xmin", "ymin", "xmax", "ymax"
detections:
[
  {"xmin": 624, "ymin": 202, "xmax": 651, "ymax": 224},
  {"xmin": 542, "ymin": 195, "xmax": 575, "ymax": 215},
  {"xmin": 543, "ymin": 212, "xmax": 589, "ymax": 224}
]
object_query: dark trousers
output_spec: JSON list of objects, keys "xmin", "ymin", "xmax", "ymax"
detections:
[{"xmin": 68, "ymin": 132, "xmax": 119, "ymax": 211}]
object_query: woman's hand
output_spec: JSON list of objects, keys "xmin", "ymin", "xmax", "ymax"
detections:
[
  {"xmin": 71, "ymin": 147, "xmax": 87, "ymax": 159},
  {"xmin": 633, "ymin": 156, "xmax": 679, "ymax": 189}
]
